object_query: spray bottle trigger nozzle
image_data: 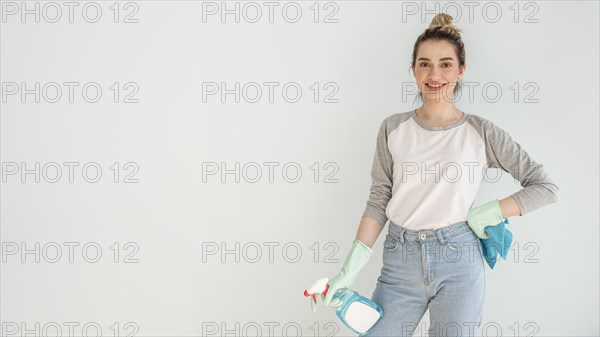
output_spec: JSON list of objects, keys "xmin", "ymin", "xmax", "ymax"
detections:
[
  {"xmin": 322, "ymin": 284, "xmax": 330, "ymax": 297},
  {"xmin": 303, "ymin": 290, "xmax": 318, "ymax": 303},
  {"xmin": 304, "ymin": 277, "xmax": 330, "ymax": 303}
]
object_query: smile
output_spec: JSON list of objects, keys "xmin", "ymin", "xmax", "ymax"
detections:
[{"xmin": 426, "ymin": 83, "xmax": 446, "ymax": 89}]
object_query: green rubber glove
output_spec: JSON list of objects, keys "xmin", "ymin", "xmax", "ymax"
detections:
[
  {"xmin": 309, "ymin": 293, "xmax": 342, "ymax": 312},
  {"xmin": 323, "ymin": 239, "xmax": 372, "ymax": 307},
  {"xmin": 467, "ymin": 199, "xmax": 505, "ymax": 239}
]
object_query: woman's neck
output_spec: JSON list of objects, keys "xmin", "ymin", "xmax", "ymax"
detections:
[{"xmin": 416, "ymin": 104, "xmax": 463, "ymax": 126}]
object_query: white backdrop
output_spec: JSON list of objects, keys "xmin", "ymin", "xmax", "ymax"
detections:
[{"xmin": 1, "ymin": 1, "xmax": 598, "ymax": 336}]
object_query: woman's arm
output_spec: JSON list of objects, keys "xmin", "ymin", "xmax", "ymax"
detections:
[
  {"xmin": 361, "ymin": 118, "xmax": 394, "ymax": 234},
  {"xmin": 484, "ymin": 120, "xmax": 559, "ymax": 215},
  {"xmin": 355, "ymin": 216, "xmax": 384, "ymax": 248},
  {"xmin": 499, "ymin": 196, "xmax": 522, "ymax": 218}
]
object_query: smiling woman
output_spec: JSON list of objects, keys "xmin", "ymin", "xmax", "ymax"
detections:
[
  {"xmin": 308, "ymin": 12, "xmax": 559, "ymax": 337},
  {"xmin": 355, "ymin": 13, "xmax": 558, "ymax": 337}
]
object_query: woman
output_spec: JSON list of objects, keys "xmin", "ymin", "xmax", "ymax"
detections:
[{"xmin": 312, "ymin": 13, "xmax": 559, "ymax": 337}]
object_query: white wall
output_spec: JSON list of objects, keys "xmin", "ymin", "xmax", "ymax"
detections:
[{"xmin": 1, "ymin": 1, "xmax": 598, "ymax": 336}]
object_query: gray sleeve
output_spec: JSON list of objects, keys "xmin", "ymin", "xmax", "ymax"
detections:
[
  {"xmin": 484, "ymin": 120, "xmax": 559, "ymax": 216},
  {"xmin": 362, "ymin": 119, "xmax": 394, "ymax": 228}
]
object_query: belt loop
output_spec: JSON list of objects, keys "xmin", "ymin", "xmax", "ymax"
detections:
[
  {"xmin": 436, "ymin": 230, "xmax": 446, "ymax": 245},
  {"xmin": 398, "ymin": 228, "xmax": 405, "ymax": 243}
]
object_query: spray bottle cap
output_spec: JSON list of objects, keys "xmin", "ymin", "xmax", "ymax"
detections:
[{"xmin": 303, "ymin": 277, "xmax": 330, "ymax": 303}]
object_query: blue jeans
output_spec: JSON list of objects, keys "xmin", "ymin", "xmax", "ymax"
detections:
[{"xmin": 364, "ymin": 220, "xmax": 486, "ymax": 337}]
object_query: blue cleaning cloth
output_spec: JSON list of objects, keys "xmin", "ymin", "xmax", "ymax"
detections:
[{"xmin": 479, "ymin": 218, "xmax": 512, "ymax": 269}]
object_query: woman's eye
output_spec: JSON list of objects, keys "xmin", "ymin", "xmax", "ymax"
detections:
[{"xmin": 419, "ymin": 63, "xmax": 451, "ymax": 68}]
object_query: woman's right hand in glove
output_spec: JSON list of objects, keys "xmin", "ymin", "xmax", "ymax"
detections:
[
  {"xmin": 309, "ymin": 292, "xmax": 342, "ymax": 312},
  {"xmin": 322, "ymin": 239, "xmax": 373, "ymax": 308}
]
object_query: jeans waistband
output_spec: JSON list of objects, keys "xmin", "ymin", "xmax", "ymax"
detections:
[{"xmin": 388, "ymin": 220, "xmax": 472, "ymax": 245}]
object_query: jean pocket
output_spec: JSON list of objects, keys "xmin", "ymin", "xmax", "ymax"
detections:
[{"xmin": 383, "ymin": 234, "xmax": 399, "ymax": 251}]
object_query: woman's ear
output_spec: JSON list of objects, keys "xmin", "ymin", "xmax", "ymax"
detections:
[{"xmin": 459, "ymin": 63, "xmax": 467, "ymax": 78}]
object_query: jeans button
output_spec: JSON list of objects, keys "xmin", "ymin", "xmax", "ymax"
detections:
[{"xmin": 420, "ymin": 234, "xmax": 426, "ymax": 240}]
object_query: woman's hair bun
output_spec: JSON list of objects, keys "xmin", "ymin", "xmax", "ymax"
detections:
[{"xmin": 429, "ymin": 13, "xmax": 462, "ymax": 35}]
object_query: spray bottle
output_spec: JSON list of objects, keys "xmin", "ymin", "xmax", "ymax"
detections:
[{"xmin": 304, "ymin": 277, "xmax": 383, "ymax": 336}]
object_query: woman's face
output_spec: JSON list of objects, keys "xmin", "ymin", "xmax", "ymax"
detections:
[{"xmin": 413, "ymin": 39, "xmax": 466, "ymax": 103}]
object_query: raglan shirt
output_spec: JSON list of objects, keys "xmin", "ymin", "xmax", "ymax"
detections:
[{"xmin": 362, "ymin": 109, "xmax": 559, "ymax": 230}]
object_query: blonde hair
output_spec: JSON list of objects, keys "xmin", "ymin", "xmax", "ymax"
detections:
[
  {"xmin": 429, "ymin": 13, "xmax": 462, "ymax": 35},
  {"xmin": 410, "ymin": 13, "xmax": 466, "ymax": 104}
]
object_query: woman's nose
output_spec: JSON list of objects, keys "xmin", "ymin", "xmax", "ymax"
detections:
[{"xmin": 428, "ymin": 67, "xmax": 442, "ymax": 79}]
